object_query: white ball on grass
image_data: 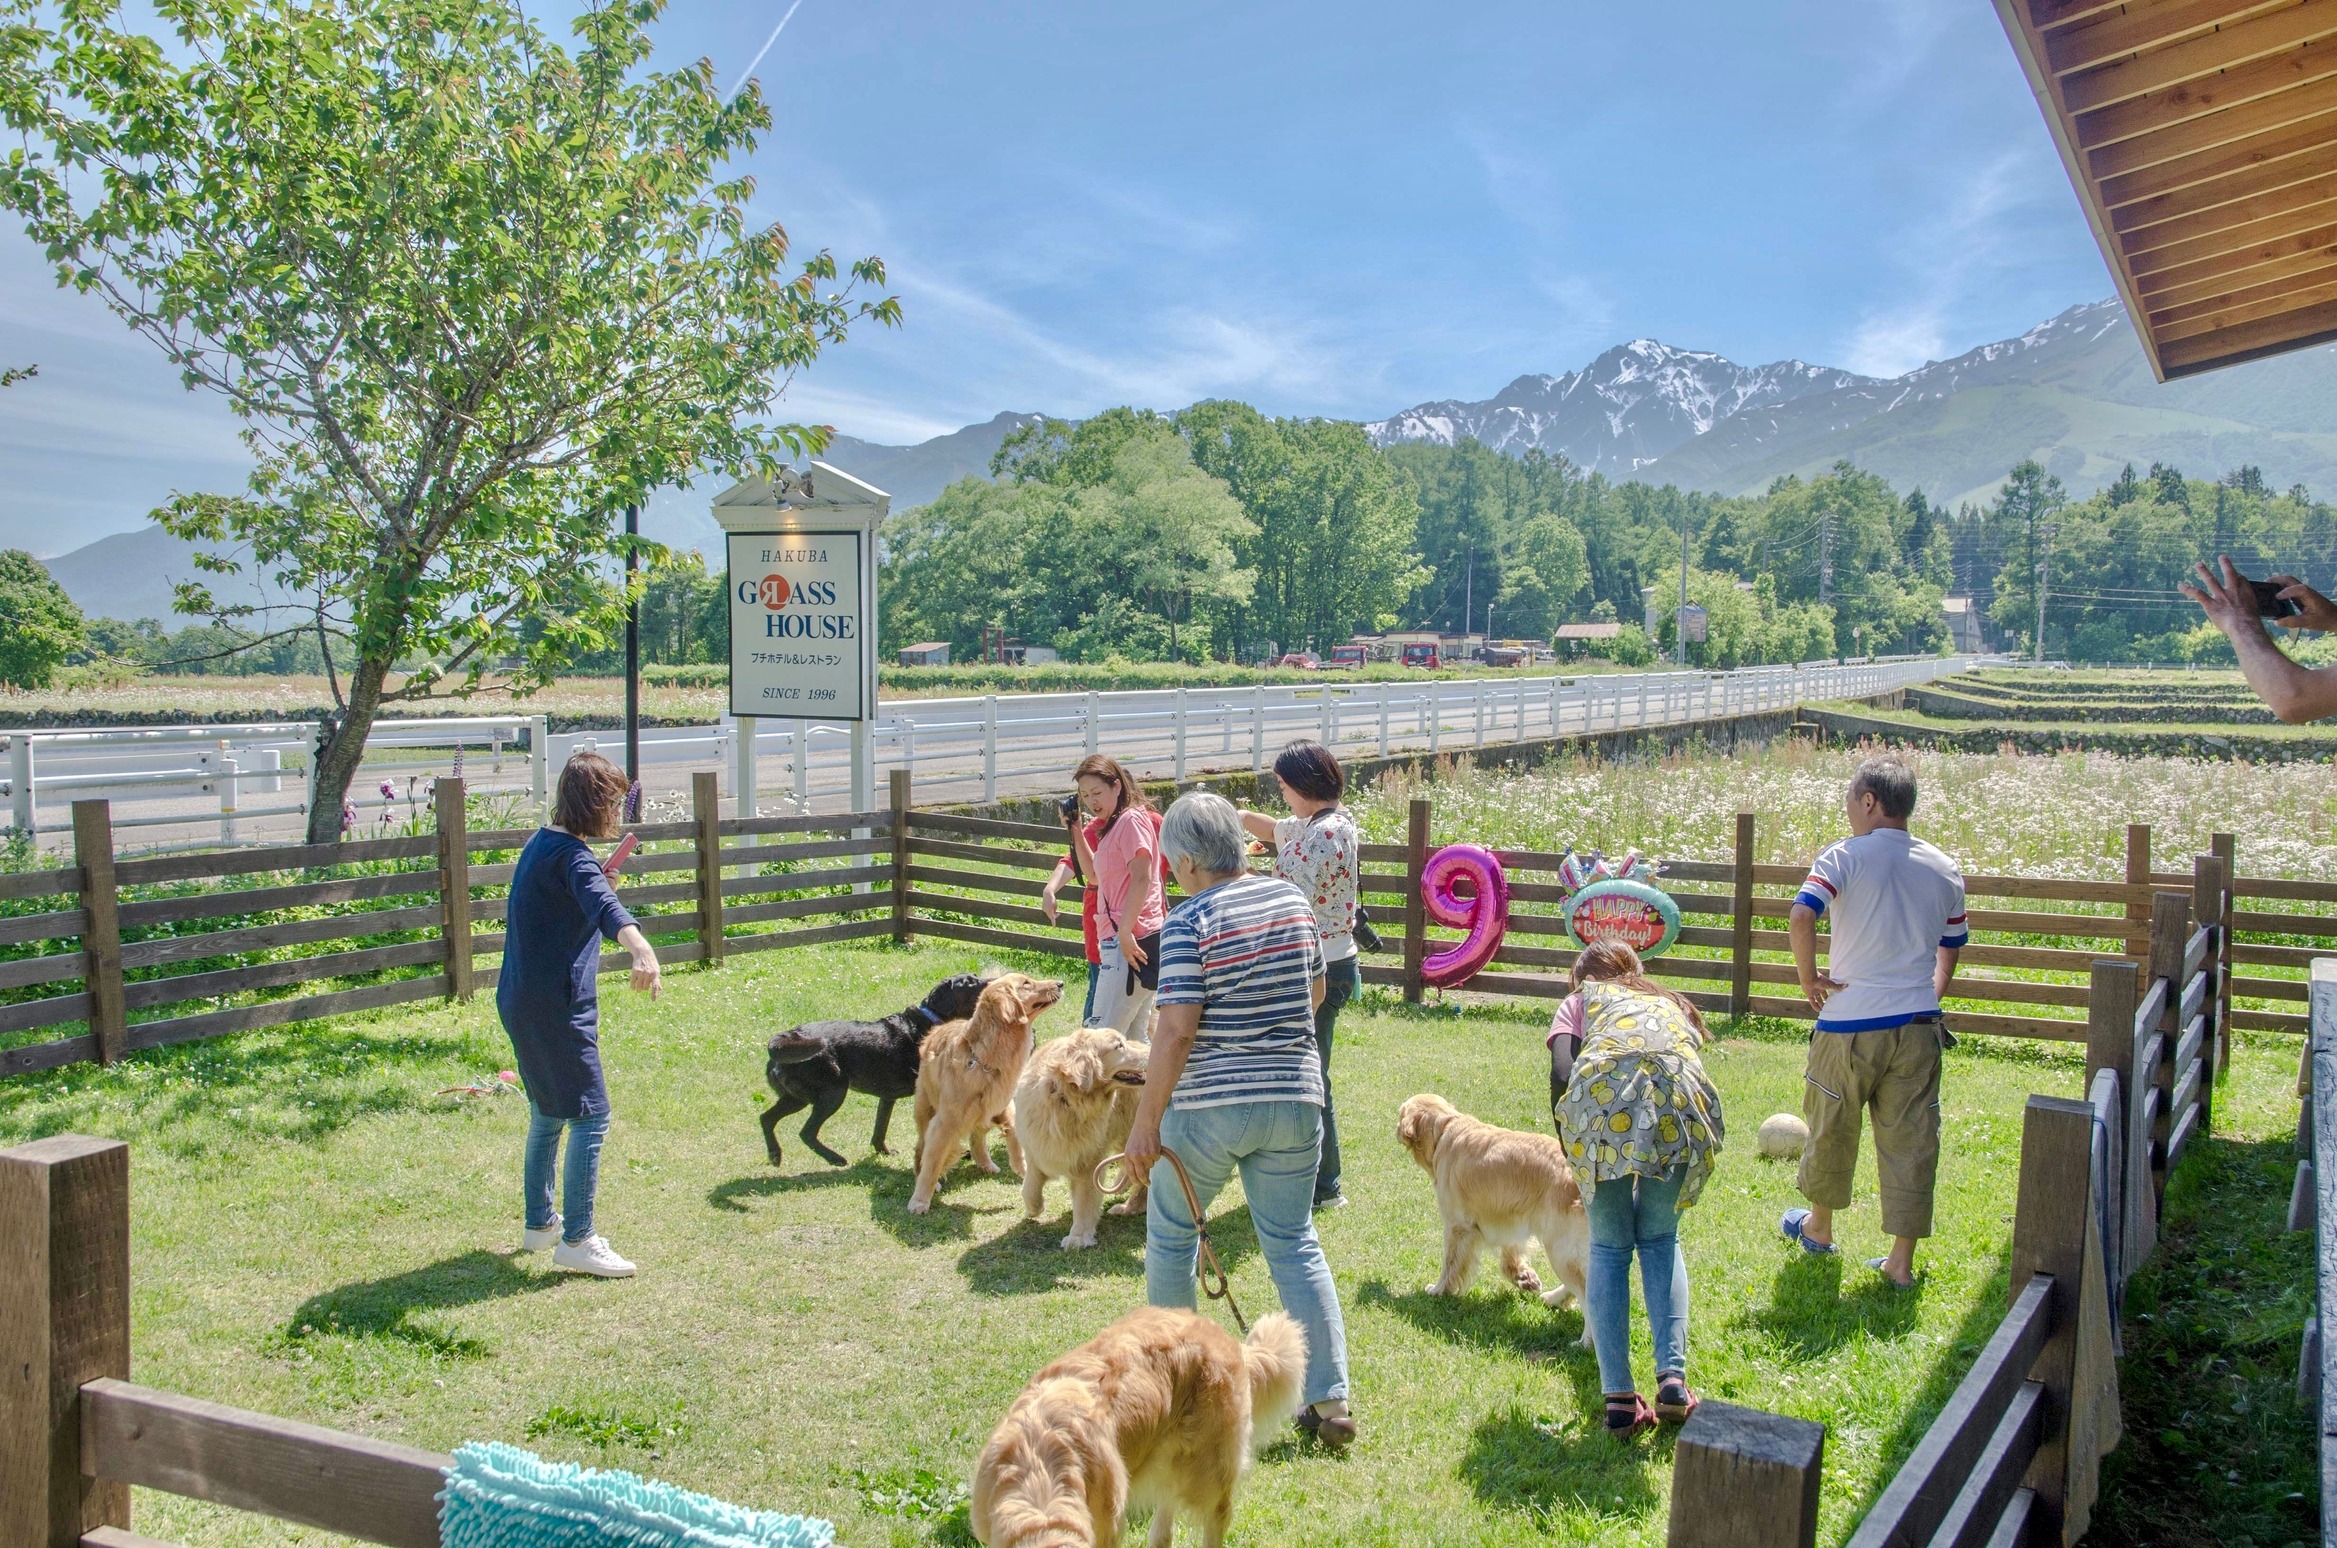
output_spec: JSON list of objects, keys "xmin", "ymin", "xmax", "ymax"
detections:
[{"xmin": 1757, "ymin": 1113, "xmax": 1809, "ymax": 1160}]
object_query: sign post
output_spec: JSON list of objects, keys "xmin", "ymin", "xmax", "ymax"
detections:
[{"xmin": 712, "ymin": 462, "xmax": 888, "ymax": 818}]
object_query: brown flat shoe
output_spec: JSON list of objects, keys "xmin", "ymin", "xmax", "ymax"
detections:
[{"xmin": 1296, "ymin": 1407, "xmax": 1358, "ymax": 1451}]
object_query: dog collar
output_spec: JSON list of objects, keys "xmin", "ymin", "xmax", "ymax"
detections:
[{"xmin": 906, "ymin": 1004, "xmax": 941, "ymax": 1031}]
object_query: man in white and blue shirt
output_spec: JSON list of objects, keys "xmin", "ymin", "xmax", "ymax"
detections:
[{"xmin": 1781, "ymin": 756, "xmax": 1967, "ymax": 1287}]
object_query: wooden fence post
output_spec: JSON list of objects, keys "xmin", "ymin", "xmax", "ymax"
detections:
[
  {"xmin": 1402, "ymin": 797, "xmax": 1430, "ymax": 1005},
  {"xmin": 2147, "ymin": 892, "xmax": 2190, "ymax": 1201},
  {"xmin": 1667, "ymin": 1401, "xmax": 1824, "ymax": 1548},
  {"xmin": 2123, "ymin": 822, "xmax": 2150, "ymax": 962},
  {"xmin": 2210, "ymin": 830, "xmax": 2235, "ymax": 1072},
  {"xmin": 2009, "ymin": 1094, "xmax": 2093, "ymax": 1542},
  {"xmin": 0, "ymin": 1134, "xmax": 132, "ymax": 1548},
  {"xmin": 1730, "ymin": 811, "xmax": 1755, "ymax": 1017},
  {"xmin": 2193, "ymin": 852, "xmax": 2225, "ymax": 1133},
  {"xmin": 692, "ymin": 771, "xmax": 723, "ymax": 968},
  {"xmin": 433, "ymin": 780, "xmax": 472, "ymax": 1002},
  {"xmin": 890, "ymin": 769, "xmax": 912, "ymax": 945},
  {"xmin": 71, "ymin": 802, "xmax": 125, "ymax": 1067},
  {"xmin": 2085, "ymin": 958, "xmax": 2138, "ymax": 1296}
]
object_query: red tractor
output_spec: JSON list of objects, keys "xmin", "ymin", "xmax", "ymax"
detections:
[{"xmin": 1401, "ymin": 641, "xmax": 1441, "ymax": 670}]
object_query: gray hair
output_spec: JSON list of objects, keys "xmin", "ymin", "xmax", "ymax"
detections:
[
  {"xmin": 1850, "ymin": 755, "xmax": 1918, "ymax": 820},
  {"xmin": 1160, "ymin": 791, "xmax": 1245, "ymax": 876}
]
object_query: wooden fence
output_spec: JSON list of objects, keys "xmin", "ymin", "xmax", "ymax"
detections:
[
  {"xmin": 0, "ymin": 775, "xmax": 2318, "ymax": 1083},
  {"xmin": 1668, "ymin": 885, "xmax": 2230, "ymax": 1548},
  {"xmin": 2297, "ymin": 958, "xmax": 2336, "ymax": 1547}
]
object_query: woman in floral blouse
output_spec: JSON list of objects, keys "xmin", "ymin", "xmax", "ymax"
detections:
[
  {"xmin": 1549, "ymin": 938, "xmax": 1726, "ymax": 1438},
  {"xmin": 1239, "ymin": 740, "xmax": 1359, "ymax": 1209}
]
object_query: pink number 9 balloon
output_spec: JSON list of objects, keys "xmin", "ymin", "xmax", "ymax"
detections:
[{"xmin": 1420, "ymin": 844, "xmax": 1509, "ymax": 988}]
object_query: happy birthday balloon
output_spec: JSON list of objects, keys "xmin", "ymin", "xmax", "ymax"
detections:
[
  {"xmin": 1420, "ymin": 844, "xmax": 1510, "ymax": 988},
  {"xmin": 1564, "ymin": 878, "xmax": 1682, "ymax": 958}
]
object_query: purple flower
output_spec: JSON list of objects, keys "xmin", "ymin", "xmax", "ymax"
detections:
[
  {"xmin": 379, "ymin": 780, "xmax": 396, "ymax": 801},
  {"xmin": 341, "ymin": 799, "xmax": 357, "ymax": 835},
  {"xmin": 623, "ymin": 780, "xmax": 642, "ymax": 823}
]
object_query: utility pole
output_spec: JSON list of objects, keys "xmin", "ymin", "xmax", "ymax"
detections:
[
  {"xmin": 1463, "ymin": 544, "xmax": 1474, "ymax": 639},
  {"xmin": 2035, "ymin": 519, "xmax": 2056, "ymax": 663},
  {"xmin": 1677, "ymin": 504, "xmax": 1691, "ymax": 666},
  {"xmin": 1819, "ymin": 510, "xmax": 1834, "ymax": 606}
]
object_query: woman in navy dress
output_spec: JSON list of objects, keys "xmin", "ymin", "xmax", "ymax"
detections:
[{"xmin": 498, "ymin": 752, "xmax": 663, "ymax": 1277}]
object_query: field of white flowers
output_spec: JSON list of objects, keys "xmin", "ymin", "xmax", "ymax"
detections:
[{"xmin": 1346, "ymin": 740, "xmax": 2337, "ymax": 881}]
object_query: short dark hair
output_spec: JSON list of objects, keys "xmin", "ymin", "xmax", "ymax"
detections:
[
  {"xmin": 1849, "ymin": 756, "xmax": 1918, "ymax": 820},
  {"xmin": 1273, "ymin": 740, "xmax": 1344, "ymax": 803},
  {"xmin": 555, "ymin": 752, "xmax": 631, "ymax": 839}
]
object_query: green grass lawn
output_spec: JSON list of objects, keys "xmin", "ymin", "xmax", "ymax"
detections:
[{"xmin": 0, "ymin": 939, "xmax": 2305, "ymax": 1548}]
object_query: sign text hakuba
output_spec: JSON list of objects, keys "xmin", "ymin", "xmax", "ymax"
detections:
[{"xmin": 726, "ymin": 530, "xmax": 868, "ymax": 721}]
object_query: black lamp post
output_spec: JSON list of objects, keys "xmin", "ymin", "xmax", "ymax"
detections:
[{"xmin": 624, "ymin": 502, "xmax": 640, "ymax": 788}]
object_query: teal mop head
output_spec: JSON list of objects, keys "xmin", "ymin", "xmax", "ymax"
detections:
[{"xmin": 438, "ymin": 1441, "xmax": 834, "ymax": 1548}]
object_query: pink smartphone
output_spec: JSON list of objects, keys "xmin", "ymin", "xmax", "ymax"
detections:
[{"xmin": 602, "ymin": 833, "xmax": 640, "ymax": 878}]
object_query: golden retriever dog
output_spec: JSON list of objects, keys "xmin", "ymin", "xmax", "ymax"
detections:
[
  {"xmin": 971, "ymin": 1306, "xmax": 1307, "ymax": 1548},
  {"xmin": 1012, "ymin": 1028, "xmax": 1151, "ymax": 1249},
  {"xmin": 909, "ymin": 973, "xmax": 1062, "ymax": 1213},
  {"xmin": 1395, "ymin": 1093, "xmax": 1592, "ymax": 1342}
]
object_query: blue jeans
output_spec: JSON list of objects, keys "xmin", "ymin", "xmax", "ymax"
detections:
[
  {"xmin": 1146, "ymin": 1100, "xmax": 1350, "ymax": 1407},
  {"xmin": 1313, "ymin": 956, "xmax": 1361, "ymax": 1203},
  {"xmin": 524, "ymin": 1103, "xmax": 610, "ymax": 1244},
  {"xmin": 1586, "ymin": 1164, "xmax": 1691, "ymax": 1395},
  {"xmin": 1081, "ymin": 960, "xmax": 1100, "ymax": 1024}
]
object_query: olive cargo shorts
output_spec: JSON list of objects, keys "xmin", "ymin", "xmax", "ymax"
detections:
[{"xmin": 1797, "ymin": 1016, "xmax": 1948, "ymax": 1240}]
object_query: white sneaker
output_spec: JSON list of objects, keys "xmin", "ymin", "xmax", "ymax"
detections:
[
  {"xmin": 520, "ymin": 1214, "xmax": 563, "ymax": 1252},
  {"xmin": 551, "ymin": 1234, "xmax": 636, "ymax": 1277}
]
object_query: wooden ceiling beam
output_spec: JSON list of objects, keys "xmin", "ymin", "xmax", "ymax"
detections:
[
  {"xmin": 2130, "ymin": 189, "xmax": 2337, "ymax": 273},
  {"xmin": 2113, "ymin": 129, "xmax": 2337, "ymax": 230},
  {"xmin": 2160, "ymin": 292, "xmax": 2337, "ymax": 369},
  {"xmin": 2051, "ymin": 0, "xmax": 2297, "ymax": 77},
  {"xmin": 2084, "ymin": 67, "xmax": 2337, "ymax": 177},
  {"xmin": 2064, "ymin": 0, "xmax": 2337, "ymax": 115},
  {"xmin": 2101, "ymin": 103, "xmax": 2337, "ymax": 206},
  {"xmin": 2119, "ymin": 164, "xmax": 2337, "ymax": 251},
  {"xmin": 2150, "ymin": 258, "xmax": 2337, "ymax": 328},
  {"xmin": 2140, "ymin": 233, "xmax": 2337, "ymax": 304},
  {"xmin": 2134, "ymin": 216, "xmax": 2337, "ymax": 294},
  {"xmin": 2031, "ymin": 0, "xmax": 2147, "ymax": 29},
  {"xmin": 2075, "ymin": 32, "xmax": 2337, "ymax": 148},
  {"xmin": 2156, "ymin": 269, "xmax": 2337, "ymax": 336}
]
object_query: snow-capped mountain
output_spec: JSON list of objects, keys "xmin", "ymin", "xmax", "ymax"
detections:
[
  {"xmin": 1367, "ymin": 341, "xmax": 1879, "ymax": 475},
  {"xmin": 1372, "ymin": 299, "xmax": 2337, "ymax": 509}
]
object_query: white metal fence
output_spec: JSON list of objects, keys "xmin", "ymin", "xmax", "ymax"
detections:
[{"xmin": 3, "ymin": 654, "xmax": 1984, "ymax": 849}]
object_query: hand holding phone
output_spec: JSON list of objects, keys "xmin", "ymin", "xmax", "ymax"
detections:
[
  {"xmin": 2249, "ymin": 576, "xmax": 2305, "ymax": 620},
  {"xmin": 602, "ymin": 832, "xmax": 640, "ymax": 878}
]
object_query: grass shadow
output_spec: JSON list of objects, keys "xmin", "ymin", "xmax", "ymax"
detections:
[
  {"xmin": 1738, "ymin": 1250, "xmax": 1925, "ymax": 1357},
  {"xmin": 707, "ymin": 1155, "xmax": 894, "ymax": 1212},
  {"xmin": 281, "ymin": 1248, "xmax": 562, "ymax": 1359},
  {"xmin": 0, "ymin": 1017, "xmax": 482, "ymax": 1153},
  {"xmin": 956, "ymin": 1207, "xmax": 1152, "ymax": 1294},
  {"xmin": 1460, "ymin": 1402, "xmax": 1666, "ymax": 1520},
  {"xmin": 1355, "ymin": 1277, "xmax": 1592, "ymax": 1365},
  {"xmin": 705, "ymin": 1150, "xmax": 1022, "ymax": 1247}
]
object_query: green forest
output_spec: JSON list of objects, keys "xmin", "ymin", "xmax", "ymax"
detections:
[{"xmin": 23, "ymin": 403, "xmax": 2337, "ymax": 690}]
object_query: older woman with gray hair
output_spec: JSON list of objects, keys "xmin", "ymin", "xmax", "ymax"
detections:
[{"xmin": 1120, "ymin": 791, "xmax": 1356, "ymax": 1449}]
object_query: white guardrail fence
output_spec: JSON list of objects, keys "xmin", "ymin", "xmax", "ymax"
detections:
[{"xmin": 2, "ymin": 654, "xmax": 1988, "ymax": 850}]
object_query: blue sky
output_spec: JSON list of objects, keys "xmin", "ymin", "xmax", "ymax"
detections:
[{"xmin": 0, "ymin": 0, "xmax": 2114, "ymax": 554}]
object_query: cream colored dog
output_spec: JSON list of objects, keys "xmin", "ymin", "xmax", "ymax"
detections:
[
  {"xmin": 1011, "ymin": 1027, "xmax": 1151, "ymax": 1249},
  {"xmin": 971, "ymin": 1306, "xmax": 1307, "ymax": 1548},
  {"xmin": 908, "ymin": 973, "xmax": 1062, "ymax": 1214},
  {"xmin": 1396, "ymin": 1093, "xmax": 1592, "ymax": 1342}
]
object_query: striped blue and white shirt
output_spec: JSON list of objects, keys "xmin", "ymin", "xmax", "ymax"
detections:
[{"xmin": 1155, "ymin": 873, "xmax": 1326, "ymax": 1111}]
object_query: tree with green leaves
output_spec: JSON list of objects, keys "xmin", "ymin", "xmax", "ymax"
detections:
[
  {"xmin": 1986, "ymin": 461, "xmax": 2068, "ymax": 653},
  {"xmin": 0, "ymin": 0, "xmax": 895, "ymax": 839},
  {"xmin": 0, "ymin": 549, "xmax": 85, "ymax": 689}
]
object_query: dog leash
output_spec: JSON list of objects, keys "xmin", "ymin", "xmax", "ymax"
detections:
[{"xmin": 1095, "ymin": 1146, "xmax": 1247, "ymax": 1335}]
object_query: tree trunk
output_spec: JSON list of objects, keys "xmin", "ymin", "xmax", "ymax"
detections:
[{"xmin": 303, "ymin": 655, "xmax": 392, "ymax": 845}]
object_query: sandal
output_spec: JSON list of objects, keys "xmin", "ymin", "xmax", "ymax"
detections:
[
  {"xmin": 1604, "ymin": 1391, "xmax": 1657, "ymax": 1439},
  {"xmin": 1655, "ymin": 1375, "xmax": 1700, "ymax": 1425},
  {"xmin": 1780, "ymin": 1208, "xmax": 1837, "ymax": 1255}
]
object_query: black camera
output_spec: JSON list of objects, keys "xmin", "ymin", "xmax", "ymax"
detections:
[{"xmin": 1057, "ymin": 792, "xmax": 1082, "ymax": 824}]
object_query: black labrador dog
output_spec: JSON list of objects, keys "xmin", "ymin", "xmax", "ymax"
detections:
[{"xmin": 761, "ymin": 973, "xmax": 989, "ymax": 1166}]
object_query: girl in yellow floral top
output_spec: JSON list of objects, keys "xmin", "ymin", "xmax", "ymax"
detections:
[{"xmin": 1548, "ymin": 939, "xmax": 1726, "ymax": 1438}]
